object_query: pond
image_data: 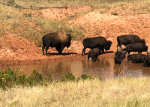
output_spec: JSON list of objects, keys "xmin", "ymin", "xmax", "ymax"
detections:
[{"xmin": 1, "ymin": 56, "xmax": 150, "ymax": 80}]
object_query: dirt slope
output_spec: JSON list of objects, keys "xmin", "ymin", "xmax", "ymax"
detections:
[{"xmin": 1, "ymin": 7, "xmax": 150, "ymax": 66}]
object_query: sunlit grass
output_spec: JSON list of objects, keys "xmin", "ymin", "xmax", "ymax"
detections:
[{"xmin": 0, "ymin": 77, "xmax": 150, "ymax": 106}]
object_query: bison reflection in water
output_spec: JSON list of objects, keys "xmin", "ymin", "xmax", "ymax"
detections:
[
  {"xmin": 81, "ymin": 57, "xmax": 113, "ymax": 79},
  {"xmin": 42, "ymin": 31, "xmax": 72, "ymax": 55},
  {"xmin": 114, "ymin": 62, "xmax": 150, "ymax": 77},
  {"xmin": 143, "ymin": 56, "xmax": 150, "ymax": 67}
]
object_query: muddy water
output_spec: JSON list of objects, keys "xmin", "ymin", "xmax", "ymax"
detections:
[{"xmin": 2, "ymin": 56, "xmax": 150, "ymax": 80}]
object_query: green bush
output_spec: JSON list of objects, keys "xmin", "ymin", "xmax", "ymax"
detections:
[
  {"xmin": 61, "ymin": 72, "xmax": 75, "ymax": 81},
  {"xmin": 0, "ymin": 68, "xmax": 103, "ymax": 89},
  {"xmin": 0, "ymin": 68, "xmax": 16, "ymax": 88},
  {"xmin": 0, "ymin": 68, "xmax": 52, "ymax": 89},
  {"xmin": 27, "ymin": 70, "xmax": 43, "ymax": 86}
]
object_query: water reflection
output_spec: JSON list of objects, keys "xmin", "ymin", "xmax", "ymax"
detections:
[
  {"xmin": 114, "ymin": 62, "xmax": 150, "ymax": 78},
  {"xmin": 1, "ymin": 56, "xmax": 150, "ymax": 80}
]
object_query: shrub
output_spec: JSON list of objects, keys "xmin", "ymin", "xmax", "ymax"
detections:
[
  {"xmin": 27, "ymin": 70, "xmax": 43, "ymax": 86},
  {"xmin": 61, "ymin": 72, "xmax": 75, "ymax": 81}
]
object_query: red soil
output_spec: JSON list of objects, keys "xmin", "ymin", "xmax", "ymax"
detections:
[{"xmin": 1, "ymin": 6, "xmax": 150, "ymax": 66}]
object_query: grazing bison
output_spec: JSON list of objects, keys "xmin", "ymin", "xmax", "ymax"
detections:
[
  {"xmin": 88, "ymin": 48, "xmax": 101, "ymax": 62},
  {"xmin": 42, "ymin": 31, "xmax": 72, "ymax": 55},
  {"xmin": 117, "ymin": 35, "xmax": 145, "ymax": 47},
  {"xmin": 124, "ymin": 43, "xmax": 148, "ymax": 54},
  {"xmin": 82, "ymin": 36, "xmax": 112, "ymax": 55},
  {"xmin": 114, "ymin": 48, "xmax": 126, "ymax": 64},
  {"xmin": 127, "ymin": 54, "xmax": 147, "ymax": 63}
]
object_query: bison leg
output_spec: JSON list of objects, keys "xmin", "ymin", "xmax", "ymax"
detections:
[
  {"xmin": 88, "ymin": 54, "xmax": 90, "ymax": 62},
  {"xmin": 56, "ymin": 46, "xmax": 61, "ymax": 54},
  {"xmin": 101, "ymin": 49, "xmax": 105, "ymax": 53},
  {"xmin": 117, "ymin": 44, "xmax": 121, "ymax": 48},
  {"xmin": 128, "ymin": 51, "xmax": 130, "ymax": 55},
  {"xmin": 56, "ymin": 45, "xmax": 64, "ymax": 54},
  {"xmin": 97, "ymin": 57, "xmax": 100, "ymax": 61},
  {"xmin": 82, "ymin": 47, "xmax": 86, "ymax": 55},
  {"xmin": 59, "ymin": 48, "xmax": 63, "ymax": 54},
  {"xmin": 42, "ymin": 44, "xmax": 45, "ymax": 55},
  {"xmin": 138, "ymin": 51, "xmax": 142, "ymax": 54},
  {"xmin": 92, "ymin": 57, "xmax": 97, "ymax": 62},
  {"xmin": 45, "ymin": 46, "xmax": 49, "ymax": 54}
]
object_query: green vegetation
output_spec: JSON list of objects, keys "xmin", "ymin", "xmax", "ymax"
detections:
[
  {"xmin": 0, "ymin": 68, "xmax": 51, "ymax": 89},
  {"xmin": 0, "ymin": 68, "xmax": 92, "ymax": 89}
]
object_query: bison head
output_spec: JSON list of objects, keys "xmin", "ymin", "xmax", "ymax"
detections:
[
  {"xmin": 104, "ymin": 40, "xmax": 112, "ymax": 51},
  {"xmin": 140, "ymin": 39, "xmax": 146, "ymax": 44},
  {"xmin": 66, "ymin": 34, "xmax": 72, "ymax": 48}
]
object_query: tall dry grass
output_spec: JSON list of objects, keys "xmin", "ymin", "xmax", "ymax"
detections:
[{"xmin": 0, "ymin": 77, "xmax": 150, "ymax": 107}]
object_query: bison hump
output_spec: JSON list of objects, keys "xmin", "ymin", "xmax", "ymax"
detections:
[{"xmin": 57, "ymin": 31, "xmax": 68, "ymax": 43}]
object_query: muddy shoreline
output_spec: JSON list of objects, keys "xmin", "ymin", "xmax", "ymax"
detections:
[{"xmin": 0, "ymin": 50, "xmax": 114, "ymax": 67}]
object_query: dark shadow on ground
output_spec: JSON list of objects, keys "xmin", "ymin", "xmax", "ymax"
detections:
[
  {"xmin": 84, "ymin": 51, "xmax": 114, "ymax": 55},
  {"xmin": 103, "ymin": 51, "xmax": 114, "ymax": 54},
  {"xmin": 45, "ymin": 52, "xmax": 77, "ymax": 56}
]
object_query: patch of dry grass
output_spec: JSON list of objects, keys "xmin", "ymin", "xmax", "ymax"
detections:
[{"xmin": 1, "ymin": 77, "xmax": 150, "ymax": 106}]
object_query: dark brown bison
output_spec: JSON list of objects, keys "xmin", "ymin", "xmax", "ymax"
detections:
[
  {"xmin": 114, "ymin": 47, "xmax": 126, "ymax": 64},
  {"xmin": 117, "ymin": 35, "xmax": 145, "ymax": 47},
  {"xmin": 42, "ymin": 31, "xmax": 72, "ymax": 55},
  {"xmin": 82, "ymin": 36, "xmax": 112, "ymax": 55},
  {"xmin": 143, "ymin": 56, "xmax": 150, "ymax": 67},
  {"xmin": 124, "ymin": 43, "xmax": 148, "ymax": 54},
  {"xmin": 88, "ymin": 48, "xmax": 101, "ymax": 62},
  {"xmin": 127, "ymin": 54, "xmax": 147, "ymax": 63}
]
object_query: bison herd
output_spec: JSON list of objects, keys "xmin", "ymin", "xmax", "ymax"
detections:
[{"xmin": 42, "ymin": 31, "xmax": 150, "ymax": 67}]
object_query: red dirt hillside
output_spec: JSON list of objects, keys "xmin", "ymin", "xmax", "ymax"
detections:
[{"xmin": 1, "ymin": 6, "xmax": 150, "ymax": 66}]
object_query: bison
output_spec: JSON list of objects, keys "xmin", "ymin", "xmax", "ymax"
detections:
[
  {"xmin": 124, "ymin": 43, "xmax": 148, "ymax": 54},
  {"xmin": 42, "ymin": 31, "xmax": 72, "ymax": 55},
  {"xmin": 143, "ymin": 56, "xmax": 150, "ymax": 67},
  {"xmin": 117, "ymin": 35, "xmax": 145, "ymax": 47},
  {"xmin": 127, "ymin": 54, "xmax": 147, "ymax": 63},
  {"xmin": 82, "ymin": 36, "xmax": 112, "ymax": 55},
  {"xmin": 88, "ymin": 48, "xmax": 101, "ymax": 62},
  {"xmin": 114, "ymin": 49, "xmax": 126, "ymax": 64}
]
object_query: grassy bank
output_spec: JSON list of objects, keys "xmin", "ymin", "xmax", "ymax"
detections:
[{"xmin": 0, "ymin": 77, "xmax": 150, "ymax": 107}]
